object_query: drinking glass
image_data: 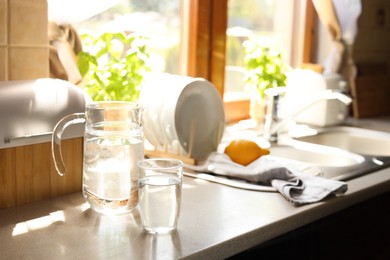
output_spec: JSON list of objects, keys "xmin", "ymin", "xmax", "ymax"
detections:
[{"xmin": 137, "ymin": 158, "xmax": 183, "ymax": 234}]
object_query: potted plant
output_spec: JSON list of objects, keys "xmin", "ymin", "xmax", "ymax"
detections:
[
  {"xmin": 243, "ymin": 37, "xmax": 289, "ymax": 123},
  {"xmin": 77, "ymin": 32, "xmax": 151, "ymax": 101}
]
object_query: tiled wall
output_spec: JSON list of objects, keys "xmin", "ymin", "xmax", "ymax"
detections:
[
  {"xmin": 0, "ymin": 0, "xmax": 7, "ymax": 79},
  {"xmin": 0, "ymin": 0, "xmax": 49, "ymax": 81}
]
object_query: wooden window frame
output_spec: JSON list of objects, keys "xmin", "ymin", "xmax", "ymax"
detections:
[{"xmin": 180, "ymin": 0, "xmax": 317, "ymax": 123}]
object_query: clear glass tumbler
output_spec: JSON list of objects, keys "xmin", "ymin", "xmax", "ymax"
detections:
[{"xmin": 137, "ymin": 158, "xmax": 183, "ymax": 234}]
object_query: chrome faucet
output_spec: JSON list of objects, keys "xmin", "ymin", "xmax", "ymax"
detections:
[{"xmin": 263, "ymin": 87, "xmax": 353, "ymax": 142}]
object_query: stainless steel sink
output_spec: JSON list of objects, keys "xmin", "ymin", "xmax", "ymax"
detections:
[
  {"xmin": 293, "ymin": 126, "xmax": 390, "ymax": 157},
  {"xmin": 268, "ymin": 143, "xmax": 367, "ymax": 180},
  {"xmin": 277, "ymin": 126, "xmax": 390, "ymax": 180},
  {"xmin": 269, "ymin": 144, "xmax": 364, "ymax": 167},
  {"xmin": 219, "ymin": 125, "xmax": 390, "ymax": 183}
]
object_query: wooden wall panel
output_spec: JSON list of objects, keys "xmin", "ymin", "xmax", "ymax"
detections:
[
  {"xmin": 352, "ymin": 0, "xmax": 390, "ymax": 117},
  {"xmin": 51, "ymin": 137, "xmax": 83, "ymax": 197},
  {"xmin": 351, "ymin": 75, "xmax": 390, "ymax": 118},
  {"xmin": 0, "ymin": 148, "xmax": 16, "ymax": 208},
  {"xmin": 0, "ymin": 137, "xmax": 83, "ymax": 209}
]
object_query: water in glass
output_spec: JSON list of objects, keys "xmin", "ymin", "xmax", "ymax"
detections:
[{"xmin": 139, "ymin": 175, "xmax": 182, "ymax": 234}]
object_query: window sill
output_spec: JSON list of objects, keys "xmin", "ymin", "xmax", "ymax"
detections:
[{"xmin": 223, "ymin": 92, "xmax": 250, "ymax": 123}]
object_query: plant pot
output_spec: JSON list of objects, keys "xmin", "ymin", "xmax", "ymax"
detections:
[{"xmin": 249, "ymin": 91, "xmax": 266, "ymax": 124}]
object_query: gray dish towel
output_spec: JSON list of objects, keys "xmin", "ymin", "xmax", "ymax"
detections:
[{"xmin": 186, "ymin": 152, "xmax": 348, "ymax": 206}]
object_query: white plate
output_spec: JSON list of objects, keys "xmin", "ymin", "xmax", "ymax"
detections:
[
  {"xmin": 174, "ymin": 80, "xmax": 225, "ymax": 161},
  {"xmin": 139, "ymin": 73, "xmax": 225, "ymax": 162}
]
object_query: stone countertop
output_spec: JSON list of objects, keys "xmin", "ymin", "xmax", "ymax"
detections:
[{"xmin": 1, "ymin": 117, "xmax": 390, "ymax": 259}]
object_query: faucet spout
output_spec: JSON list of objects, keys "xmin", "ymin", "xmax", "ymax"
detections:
[
  {"xmin": 287, "ymin": 90, "xmax": 352, "ymax": 121},
  {"xmin": 263, "ymin": 88, "xmax": 352, "ymax": 142}
]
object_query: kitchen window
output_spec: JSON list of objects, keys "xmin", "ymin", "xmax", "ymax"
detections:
[
  {"xmin": 49, "ymin": 0, "xmax": 315, "ymax": 122},
  {"xmin": 63, "ymin": 0, "xmax": 182, "ymax": 74},
  {"xmin": 183, "ymin": 0, "xmax": 315, "ymax": 122}
]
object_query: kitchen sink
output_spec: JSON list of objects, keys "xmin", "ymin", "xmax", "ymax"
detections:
[
  {"xmin": 270, "ymin": 145, "xmax": 365, "ymax": 167},
  {"xmin": 274, "ymin": 126, "xmax": 390, "ymax": 180},
  {"xmin": 293, "ymin": 126, "xmax": 390, "ymax": 157},
  {"xmin": 220, "ymin": 125, "xmax": 390, "ymax": 183},
  {"xmin": 269, "ymin": 144, "xmax": 364, "ymax": 168},
  {"xmin": 268, "ymin": 143, "xmax": 367, "ymax": 180}
]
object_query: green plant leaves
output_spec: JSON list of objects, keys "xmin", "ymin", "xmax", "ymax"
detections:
[
  {"xmin": 243, "ymin": 37, "xmax": 289, "ymax": 99},
  {"xmin": 77, "ymin": 32, "xmax": 151, "ymax": 102}
]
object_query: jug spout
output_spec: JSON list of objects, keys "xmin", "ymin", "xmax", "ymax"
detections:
[{"xmin": 52, "ymin": 113, "xmax": 86, "ymax": 176}]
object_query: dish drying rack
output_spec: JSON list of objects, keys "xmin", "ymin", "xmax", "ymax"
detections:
[{"xmin": 144, "ymin": 121, "xmax": 225, "ymax": 165}]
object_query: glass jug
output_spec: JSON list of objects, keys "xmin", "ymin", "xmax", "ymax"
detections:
[{"xmin": 52, "ymin": 101, "xmax": 144, "ymax": 215}]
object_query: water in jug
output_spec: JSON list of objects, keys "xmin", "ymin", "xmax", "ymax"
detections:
[{"xmin": 52, "ymin": 101, "xmax": 144, "ymax": 215}]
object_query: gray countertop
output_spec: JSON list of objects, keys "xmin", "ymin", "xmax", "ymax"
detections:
[{"xmin": 1, "ymin": 117, "xmax": 390, "ymax": 259}]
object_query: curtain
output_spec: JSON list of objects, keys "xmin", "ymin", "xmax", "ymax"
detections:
[{"xmin": 312, "ymin": 0, "xmax": 362, "ymax": 91}]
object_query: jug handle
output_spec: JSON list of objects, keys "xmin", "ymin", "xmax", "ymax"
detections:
[{"xmin": 52, "ymin": 113, "xmax": 86, "ymax": 176}]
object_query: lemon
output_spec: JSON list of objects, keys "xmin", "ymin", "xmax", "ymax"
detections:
[{"xmin": 224, "ymin": 139, "xmax": 270, "ymax": 166}]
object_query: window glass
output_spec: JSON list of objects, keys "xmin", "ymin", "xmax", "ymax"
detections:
[
  {"xmin": 225, "ymin": 0, "xmax": 295, "ymax": 98},
  {"xmin": 52, "ymin": 0, "xmax": 181, "ymax": 74}
]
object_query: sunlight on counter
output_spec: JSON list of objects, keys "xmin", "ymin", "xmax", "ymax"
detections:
[{"xmin": 12, "ymin": 211, "xmax": 65, "ymax": 236}]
